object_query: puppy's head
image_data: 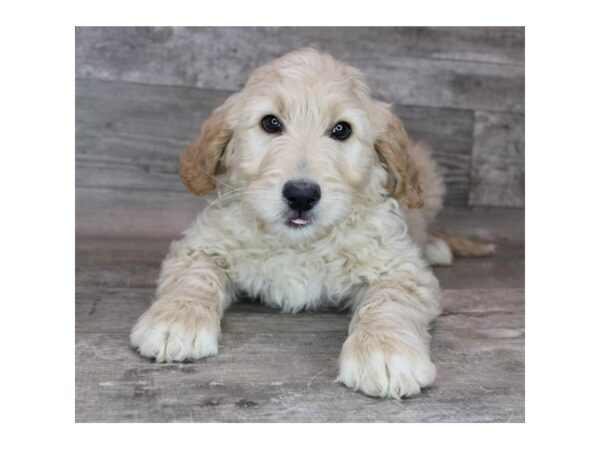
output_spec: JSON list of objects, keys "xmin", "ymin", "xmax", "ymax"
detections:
[{"xmin": 181, "ymin": 48, "xmax": 422, "ymax": 239}]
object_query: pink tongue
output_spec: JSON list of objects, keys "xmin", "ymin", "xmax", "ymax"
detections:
[{"xmin": 291, "ymin": 218, "xmax": 309, "ymax": 225}]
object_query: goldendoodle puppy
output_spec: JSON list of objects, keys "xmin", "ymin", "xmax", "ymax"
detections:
[{"xmin": 131, "ymin": 48, "xmax": 491, "ymax": 399}]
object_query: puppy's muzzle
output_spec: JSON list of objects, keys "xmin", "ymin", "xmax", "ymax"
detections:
[{"xmin": 283, "ymin": 180, "xmax": 321, "ymax": 212}]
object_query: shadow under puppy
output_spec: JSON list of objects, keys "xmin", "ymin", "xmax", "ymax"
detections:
[{"xmin": 131, "ymin": 48, "xmax": 492, "ymax": 399}]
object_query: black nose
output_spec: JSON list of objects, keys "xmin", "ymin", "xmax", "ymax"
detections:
[{"xmin": 282, "ymin": 180, "xmax": 321, "ymax": 212}]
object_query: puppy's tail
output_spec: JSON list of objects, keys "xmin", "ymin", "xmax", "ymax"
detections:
[{"xmin": 430, "ymin": 230, "xmax": 496, "ymax": 257}]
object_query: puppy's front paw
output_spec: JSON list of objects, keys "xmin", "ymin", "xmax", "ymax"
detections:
[
  {"xmin": 130, "ymin": 299, "xmax": 219, "ymax": 363},
  {"xmin": 337, "ymin": 331, "xmax": 436, "ymax": 399}
]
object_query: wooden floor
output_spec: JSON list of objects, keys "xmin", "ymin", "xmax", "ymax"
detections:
[{"xmin": 75, "ymin": 207, "xmax": 524, "ymax": 422}]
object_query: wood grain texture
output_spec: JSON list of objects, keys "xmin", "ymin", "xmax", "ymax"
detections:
[
  {"xmin": 76, "ymin": 79, "xmax": 230, "ymax": 192},
  {"xmin": 76, "ymin": 27, "xmax": 524, "ymax": 113},
  {"xmin": 469, "ymin": 112, "xmax": 525, "ymax": 207},
  {"xmin": 76, "ymin": 187, "xmax": 205, "ymax": 239},
  {"xmin": 75, "ymin": 208, "xmax": 524, "ymax": 422},
  {"xmin": 76, "ymin": 287, "xmax": 524, "ymax": 422},
  {"xmin": 76, "ymin": 286, "xmax": 524, "ymax": 335}
]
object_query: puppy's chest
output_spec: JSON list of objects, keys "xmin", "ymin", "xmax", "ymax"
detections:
[{"xmin": 227, "ymin": 244, "xmax": 362, "ymax": 311}]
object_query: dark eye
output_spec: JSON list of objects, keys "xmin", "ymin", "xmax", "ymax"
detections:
[
  {"xmin": 261, "ymin": 115, "xmax": 283, "ymax": 134},
  {"xmin": 330, "ymin": 121, "xmax": 352, "ymax": 140}
]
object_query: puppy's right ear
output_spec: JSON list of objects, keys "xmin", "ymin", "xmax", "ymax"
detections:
[{"xmin": 180, "ymin": 97, "xmax": 235, "ymax": 195}]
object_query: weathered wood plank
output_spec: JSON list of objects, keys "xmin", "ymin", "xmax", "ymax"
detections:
[
  {"xmin": 434, "ymin": 240, "xmax": 524, "ymax": 290},
  {"xmin": 76, "ymin": 330, "xmax": 523, "ymax": 422},
  {"xmin": 75, "ymin": 287, "xmax": 524, "ymax": 422},
  {"xmin": 76, "ymin": 27, "xmax": 524, "ymax": 79},
  {"xmin": 76, "ymin": 27, "xmax": 524, "ymax": 112},
  {"xmin": 76, "ymin": 330, "xmax": 524, "ymax": 423},
  {"xmin": 433, "ymin": 205, "xmax": 524, "ymax": 242},
  {"xmin": 76, "ymin": 187, "xmax": 205, "ymax": 238},
  {"xmin": 290, "ymin": 27, "xmax": 525, "ymax": 65},
  {"xmin": 76, "ymin": 236, "xmax": 167, "ymax": 289},
  {"xmin": 469, "ymin": 112, "xmax": 525, "ymax": 207},
  {"xmin": 76, "ymin": 79, "xmax": 230, "ymax": 164},
  {"xmin": 75, "ymin": 286, "xmax": 524, "ymax": 334},
  {"xmin": 363, "ymin": 56, "xmax": 523, "ymax": 113}
]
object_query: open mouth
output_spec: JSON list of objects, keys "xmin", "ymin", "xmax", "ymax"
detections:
[{"xmin": 285, "ymin": 212, "xmax": 312, "ymax": 229}]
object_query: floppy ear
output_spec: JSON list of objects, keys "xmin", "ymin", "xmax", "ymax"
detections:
[
  {"xmin": 180, "ymin": 100, "xmax": 234, "ymax": 195},
  {"xmin": 374, "ymin": 106, "xmax": 424, "ymax": 208}
]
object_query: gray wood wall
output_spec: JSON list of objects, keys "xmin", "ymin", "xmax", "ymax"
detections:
[{"xmin": 76, "ymin": 27, "xmax": 524, "ymax": 237}]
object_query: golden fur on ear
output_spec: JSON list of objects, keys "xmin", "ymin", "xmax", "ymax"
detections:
[
  {"xmin": 375, "ymin": 107, "xmax": 424, "ymax": 208},
  {"xmin": 180, "ymin": 103, "xmax": 232, "ymax": 195}
]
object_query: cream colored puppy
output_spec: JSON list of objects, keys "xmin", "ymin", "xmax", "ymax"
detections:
[{"xmin": 131, "ymin": 48, "xmax": 465, "ymax": 399}]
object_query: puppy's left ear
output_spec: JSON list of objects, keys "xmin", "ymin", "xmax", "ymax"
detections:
[
  {"xmin": 180, "ymin": 95, "xmax": 236, "ymax": 195},
  {"xmin": 374, "ymin": 104, "xmax": 424, "ymax": 208}
]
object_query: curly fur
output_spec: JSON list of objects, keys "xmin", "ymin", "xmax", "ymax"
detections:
[{"xmin": 131, "ymin": 48, "xmax": 457, "ymax": 399}]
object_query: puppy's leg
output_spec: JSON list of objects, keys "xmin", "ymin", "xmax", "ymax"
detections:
[
  {"xmin": 130, "ymin": 242, "xmax": 228, "ymax": 362},
  {"xmin": 338, "ymin": 277, "xmax": 441, "ymax": 399}
]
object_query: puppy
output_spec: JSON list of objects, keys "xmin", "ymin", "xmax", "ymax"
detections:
[{"xmin": 131, "ymin": 48, "xmax": 490, "ymax": 399}]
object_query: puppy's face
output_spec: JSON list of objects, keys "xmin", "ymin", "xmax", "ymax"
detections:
[
  {"xmin": 228, "ymin": 62, "xmax": 381, "ymax": 238},
  {"xmin": 180, "ymin": 49, "xmax": 423, "ymax": 240}
]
